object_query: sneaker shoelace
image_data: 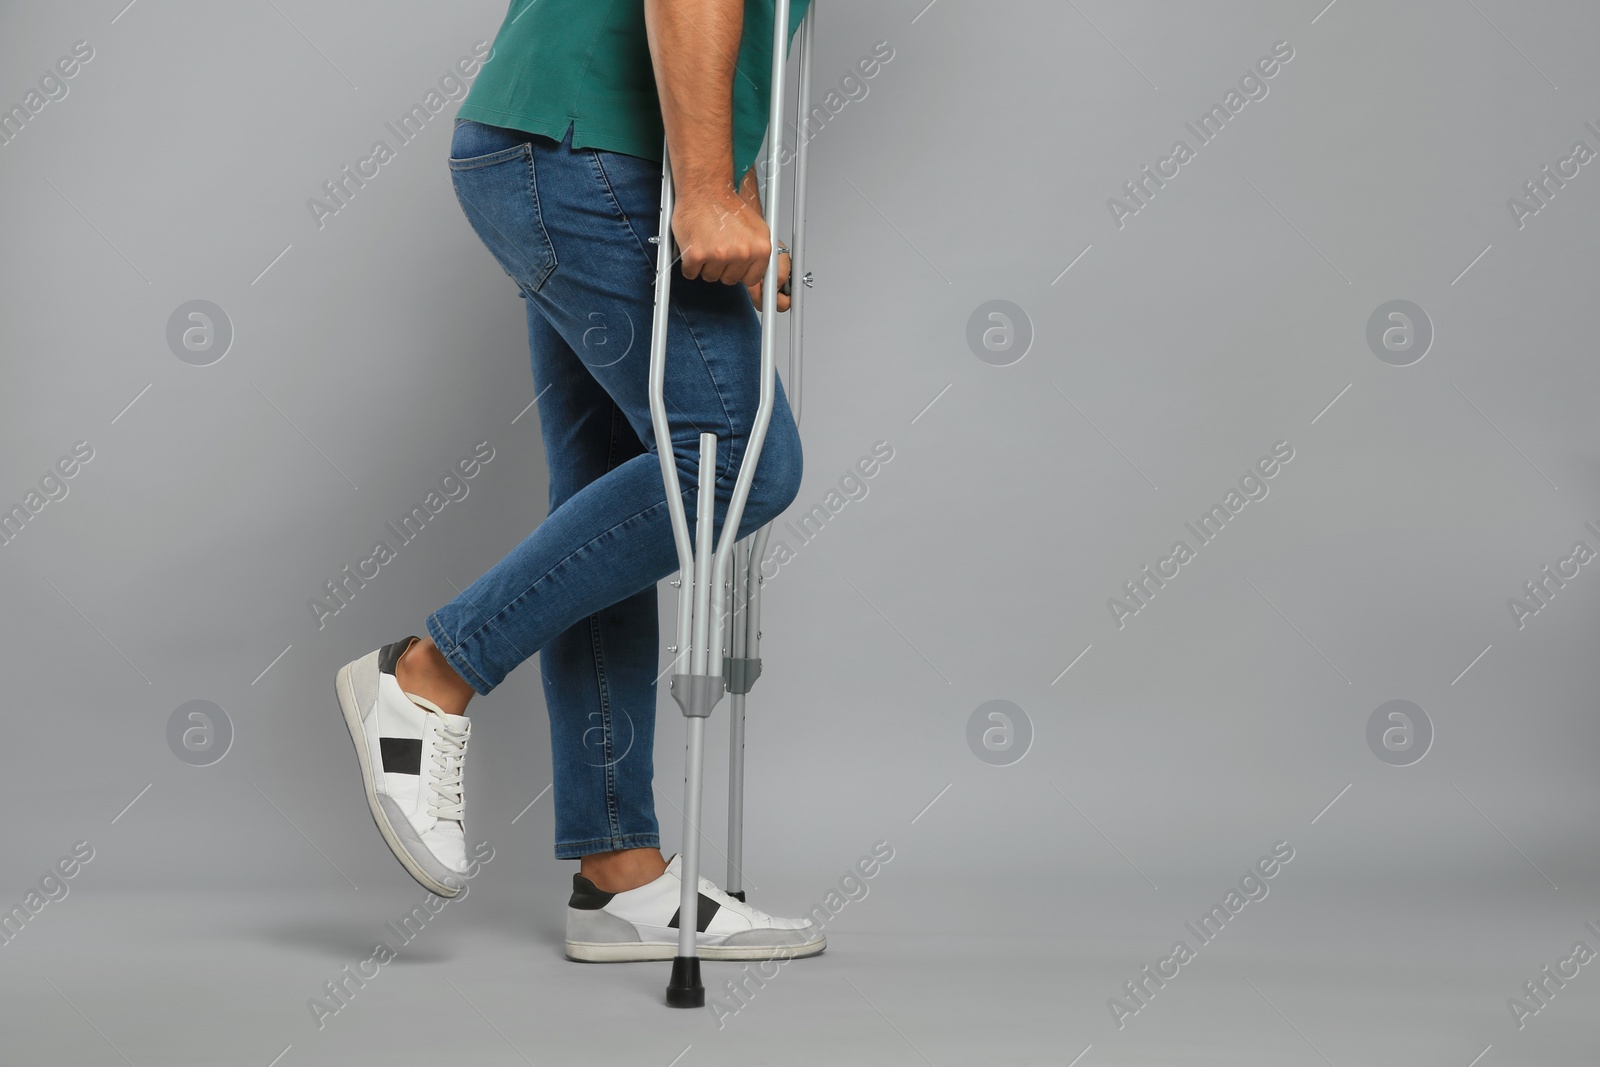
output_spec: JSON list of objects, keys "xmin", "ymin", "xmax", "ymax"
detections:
[{"xmin": 425, "ymin": 715, "xmax": 469, "ymax": 824}]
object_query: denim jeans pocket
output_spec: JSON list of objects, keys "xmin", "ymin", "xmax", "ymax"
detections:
[{"xmin": 448, "ymin": 137, "xmax": 557, "ymax": 294}]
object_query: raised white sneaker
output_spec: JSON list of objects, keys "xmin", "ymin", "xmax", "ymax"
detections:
[
  {"xmin": 335, "ymin": 636, "xmax": 472, "ymax": 897},
  {"xmin": 566, "ymin": 853, "xmax": 826, "ymax": 962}
]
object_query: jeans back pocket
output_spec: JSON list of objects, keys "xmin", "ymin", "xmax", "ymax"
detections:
[{"xmin": 448, "ymin": 136, "xmax": 557, "ymax": 294}]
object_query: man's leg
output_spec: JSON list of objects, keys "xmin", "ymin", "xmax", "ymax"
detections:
[
  {"xmin": 421, "ymin": 125, "xmax": 808, "ymax": 927},
  {"xmin": 522, "ymin": 300, "xmax": 666, "ymax": 883}
]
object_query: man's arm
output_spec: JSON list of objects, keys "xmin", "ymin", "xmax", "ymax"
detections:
[{"xmin": 643, "ymin": 0, "xmax": 770, "ymax": 290}]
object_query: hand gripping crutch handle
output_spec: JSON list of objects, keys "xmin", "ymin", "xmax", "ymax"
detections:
[{"xmin": 654, "ymin": 0, "xmax": 806, "ymax": 1010}]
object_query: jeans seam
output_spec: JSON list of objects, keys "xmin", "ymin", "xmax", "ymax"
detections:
[
  {"xmin": 606, "ymin": 401, "xmax": 623, "ymax": 470},
  {"xmin": 585, "ymin": 612, "xmax": 622, "ymax": 842},
  {"xmin": 521, "ymin": 141, "xmax": 558, "ymax": 291},
  {"xmin": 588, "ymin": 149, "xmax": 658, "ymax": 272},
  {"xmin": 670, "ymin": 303, "xmax": 739, "ymax": 484},
  {"xmin": 597, "ymin": 405, "xmax": 627, "ymax": 842}
]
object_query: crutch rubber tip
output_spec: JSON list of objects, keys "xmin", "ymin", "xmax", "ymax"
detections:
[
  {"xmin": 726, "ymin": 890, "xmax": 746, "ymax": 902},
  {"xmin": 666, "ymin": 957, "xmax": 705, "ymax": 1008}
]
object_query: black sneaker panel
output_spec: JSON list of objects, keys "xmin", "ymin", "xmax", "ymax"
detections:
[{"xmin": 668, "ymin": 893, "xmax": 721, "ymax": 933}]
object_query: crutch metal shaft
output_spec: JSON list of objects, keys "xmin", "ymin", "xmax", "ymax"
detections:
[
  {"xmin": 703, "ymin": 0, "xmax": 793, "ymax": 674},
  {"xmin": 724, "ymin": 539, "xmax": 749, "ymax": 899},
  {"xmin": 787, "ymin": 1, "xmax": 816, "ymax": 426},
  {"xmin": 649, "ymin": 125, "xmax": 713, "ymax": 1009},
  {"xmin": 656, "ymin": 0, "xmax": 801, "ymax": 1009},
  {"xmin": 674, "ymin": 433, "xmax": 717, "ymax": 965},
  {"xmin": 725, "ymin": 0, "xmax": 815, "ymax": 898}
]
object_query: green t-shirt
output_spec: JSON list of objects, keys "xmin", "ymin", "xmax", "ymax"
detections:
[{"xmin": 456, "ymin": 0, "xmax": 811, "ymax": 183}]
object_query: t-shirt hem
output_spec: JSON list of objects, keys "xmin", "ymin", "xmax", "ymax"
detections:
[{"xmin": 454, "ymin": 103, "xmax": 663, "ymax": 163}]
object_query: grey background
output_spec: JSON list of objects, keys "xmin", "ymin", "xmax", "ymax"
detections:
[{"xmin": 2, "ymin": 0, "xmax": 1598, "ymax": 1063}]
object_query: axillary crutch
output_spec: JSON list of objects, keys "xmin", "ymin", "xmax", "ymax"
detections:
[{"xmin": 646, "ymin": 0, "xmax": 816, "ymax": 1009}]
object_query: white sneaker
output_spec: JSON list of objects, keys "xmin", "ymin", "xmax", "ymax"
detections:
[
  {"xmin": 335, "ymin": 636, "xmax": 472, "ymax": 897},
  {"xmin": 566, "ymin": 853, "xmax": 826, "ymax": 962}
]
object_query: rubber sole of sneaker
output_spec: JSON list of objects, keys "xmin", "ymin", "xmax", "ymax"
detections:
[
  {"xmin": 564, "ymin": 936, "xmax": 826, "ymax": 963},
  {"xmin": 336, "ymin": 654, "xmax": 461, "ymax": 899}
]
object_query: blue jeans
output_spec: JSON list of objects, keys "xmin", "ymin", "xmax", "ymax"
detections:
[{"xmin": 428, "ymin": 119, "xmax": 803, "ymax": 860}]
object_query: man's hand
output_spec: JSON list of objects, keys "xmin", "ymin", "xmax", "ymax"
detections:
[
  {"xmin": 672, "ymin": 188, "xmax": 770, "ymax": 290},
  {"xmin": 670, "ymin": 174, "xmax": 790, "ymax": 311}
]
